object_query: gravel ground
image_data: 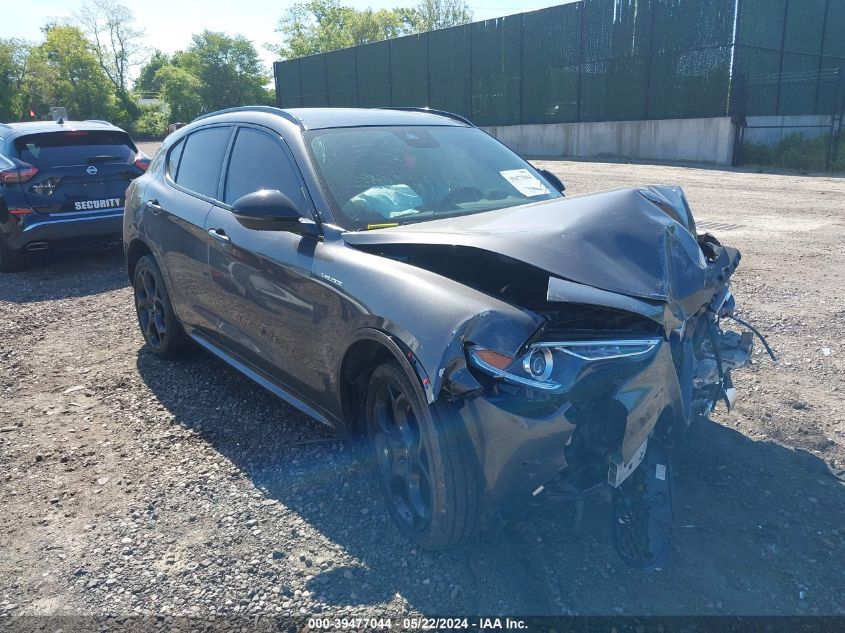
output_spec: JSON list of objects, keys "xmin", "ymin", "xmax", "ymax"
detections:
[{"xmin": 1, "ymin": 154, "xmax": 844, "ymax": 621}]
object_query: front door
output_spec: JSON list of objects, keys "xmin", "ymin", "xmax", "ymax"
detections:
[{"xmin": 203, "ymin": 126, "xmax": 331, "ymax": 403}]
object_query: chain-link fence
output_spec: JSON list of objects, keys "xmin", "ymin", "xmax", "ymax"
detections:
[
  {"xmin": 739, "ymin": 113, "xmax": 843, "ymax": 171},
  {"xmin": 275, "ymin": 0, "xmax": 739, "ymax": 126},
  {"xmin": 274, "ymin": 0, "xmax": 845, "ymax": 129},
  {"xmin": 735, "ymin": 68, "xmax": 844, "ymax": 171},
  {"xmin": 733, "ymin": 0, "xmax": 845, "ymax": 117},
  {"xmin": 730, "ymin": 0, "xmax": 845, "ymax": 170}
]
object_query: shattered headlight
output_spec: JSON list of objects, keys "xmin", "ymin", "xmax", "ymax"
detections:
[{"xmin": 467, "ymin": 338, "xmax": 662, "ymax": 391}]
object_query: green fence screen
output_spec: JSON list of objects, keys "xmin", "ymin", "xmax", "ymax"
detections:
[
  {"xmin": 734, "ymin": 0, "xmax": 845, "ymax": 116},
  {"xmin": 274, "ymin": 0, "xmax": 845, "ymax": 126}
]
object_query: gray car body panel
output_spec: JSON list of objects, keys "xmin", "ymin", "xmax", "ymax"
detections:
[
  {"xmin": 124, "ymin": 107, "xmax": 755, "ymax": 515},
  {"xmin": 344, "ymin": 186, "xmax": 706, "ymax": 304},
  {"xmin": 314, "ymin": 227, "xmax": 546, "ymax": 400}
]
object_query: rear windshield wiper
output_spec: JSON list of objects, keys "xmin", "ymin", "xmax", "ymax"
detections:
[{"xmin": 86, "ymin": 155, "xmax": 123, "ymax": 164}]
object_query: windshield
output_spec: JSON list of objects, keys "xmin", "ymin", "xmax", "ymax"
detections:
[{"xmin": 305, "ymin": 126, "xmax": 561, "ymax": 230}]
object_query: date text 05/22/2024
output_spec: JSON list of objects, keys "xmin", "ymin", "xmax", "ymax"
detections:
[{"xmin": 307, "ymin": 617, "xmax": 528, "ymax": 630}]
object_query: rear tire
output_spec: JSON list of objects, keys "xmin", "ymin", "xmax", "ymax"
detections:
[
  {"xmin": 0, "ymin": 237, "xmax": 25, "ymax": 273},
  {"xmin": 365, "ymin": 360, "xmax": 482, "ymax": 550},
  {"xmin": 132, "ymin": 255, "xmax": 187, "ymax": 358}
]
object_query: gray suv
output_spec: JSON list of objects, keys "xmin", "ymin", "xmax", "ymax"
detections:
[{"xmin": 124, "ymin": 106, "xmax": 762, "ymax": 568}]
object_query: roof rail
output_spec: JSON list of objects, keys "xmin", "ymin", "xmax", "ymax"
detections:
[
  {"xmin": 376, "ymin": 107, "xmax": 474, "ymax": 127},
  {"xmin": 193, "ymin": 106, "xmax": 303, "ymax": 129}
]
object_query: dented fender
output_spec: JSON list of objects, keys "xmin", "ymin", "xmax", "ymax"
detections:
[{"xmin": 317, "ymin": 229, "xmax": 544, "ymax": 403}]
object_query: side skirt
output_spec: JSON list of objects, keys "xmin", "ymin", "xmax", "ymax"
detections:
[{"xmin": 187, "ymin": 329, "xmax": 336, "ymax": 430}]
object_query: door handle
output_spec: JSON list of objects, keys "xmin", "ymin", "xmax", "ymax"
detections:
[
  {"xmin": 208, "ymin": 228, "xmax": 231, "ymax": 244},
  {"xmin": 146, "ymin": 199, "xmax": 162, "ymax": 215}
]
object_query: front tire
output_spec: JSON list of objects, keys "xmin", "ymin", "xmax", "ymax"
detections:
[
  {"xmin": 365, "ymin": 360, "xmax": 481, "ymax": 550},
  {"xmin": 132, "ymin": 255, "xmax": 186, "ymax": 358}
]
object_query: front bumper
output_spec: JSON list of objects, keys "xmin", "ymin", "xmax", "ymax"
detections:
[
  {"xmin": 451, "ymin": 341, "xmax": 684, "ymax": 511},
  {"xmin": 7, "ymin": 210, "xmax": 124, "ymax": 250}
]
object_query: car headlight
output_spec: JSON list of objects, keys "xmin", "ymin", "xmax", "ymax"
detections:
[{"xmin": 467, "ymin": 338, "xmax": 662, "ymax": 391}]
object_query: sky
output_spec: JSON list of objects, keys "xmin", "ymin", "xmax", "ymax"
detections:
[{"xmin": 4, "ymin": 0, "xmax": 574, "ymax": 72}]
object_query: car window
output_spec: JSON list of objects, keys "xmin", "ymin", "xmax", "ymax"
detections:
[
  {"xmin": 174, "ymin": 127, "xmax": 231, "ymax": 199},
  {"xmin": 13, "ymin": 130, "xmax": 136, "ymax": 168},
  {"xmin": 224, "ymin": 127, "xmax": 306, "ymax": 209},
  {"xmin": 165, "ymin": 138, "xmax": 185, "ymax": 180},
  {"xmin": 305, "ymin": 126, "xmax": 560, "ymax": 231},
  {"xmin": 147, "ymin": 147, "xmax": 164, "ymax": 174}
]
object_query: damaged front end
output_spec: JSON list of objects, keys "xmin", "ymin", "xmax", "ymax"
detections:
[
  {"xmin": 455, "ymin": 231, "xmax": 765, "ymax": 569},
  {"xmin": 345, "ymin": 184, "xmax": 772, "ymax": 569},
  {"xmin": 460, "ymin": 205, "xmax": 773, "ymax": 571}
]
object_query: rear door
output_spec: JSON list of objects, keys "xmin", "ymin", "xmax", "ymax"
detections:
[
  {"xmin": 140, "ymin": 125, "xmax": 233, "ymax": 333},
  {"xmin": 13, "ymin": 130, "xmax": 141, "ymax": 215}
]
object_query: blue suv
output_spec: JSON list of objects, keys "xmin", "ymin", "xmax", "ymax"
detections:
[{"xmin": 0, "ymin": 119, "xmax": 149, "ymax": 272}]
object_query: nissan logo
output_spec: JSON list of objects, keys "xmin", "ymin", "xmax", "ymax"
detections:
[{"xmin": 86, "ymin": 165, "xmax": 98, "ymax": 175}]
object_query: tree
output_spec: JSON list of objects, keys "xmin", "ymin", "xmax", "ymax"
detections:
[
  {"xmin": 267, "ymin": 0, "xmax": 472, "ymax": 59},
  {"xmin": 156, "ymin": 64, "xmax": 203, "ymax": 123},
  {"xmin": 267, "ymin": 0, "xmax": 415, "ymax": 59},
  {"xmin": 155, "ymin": 31, "xmax": 271, "ymax": 123},
  {"xmin": 75, "ymin": 0, "xmax": 145, "ymax": 119},
  {"xmin": 408, "ymin": 0, "xmax": 472, "ymax": 32},
  {"xmin": 350, "ymin": 9, "xmax": 408, "ymax": 45},
  {"xmin": 179, "ymin": 31, "xmax": 271, "ymax": 112},
  {"xmin": 133, "ymin": 105, "xmax": 168, "ymax": 137},
  {"xmin": 134, "ymin": 50, "xmax": 169, "ymax": 96},
  {"xmin": 23, "ymin": 26, "xmax": 119, "ymax": 122},
  {"xmin": 0, "ymin": 39, "xmax": 31, "ymax": 121}
]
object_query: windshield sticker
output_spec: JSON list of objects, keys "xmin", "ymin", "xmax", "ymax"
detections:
[
  {"xmin": 500, "ymin": 169, "xmax": 548, "ymax": 197},
  {"xmin": 366, "ymin": 222, "xmax": 400, "ymax": 230}
]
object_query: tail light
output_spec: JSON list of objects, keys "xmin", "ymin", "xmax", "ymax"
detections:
[
  {"xmin": 9, "ymin": 208, "xmax": 33, "ymax": 217},
  {"xmin": 0, "ymin": 162, "xmax": 39, "ymax": 185},
  {"xmin": 133, "ymin": 152, "xmax": 150, "ymax": 172}
]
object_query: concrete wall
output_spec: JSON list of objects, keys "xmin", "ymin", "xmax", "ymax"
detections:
[{"xmin": 482, "ymin": 117, "xmax": 737, "ymax": 166}]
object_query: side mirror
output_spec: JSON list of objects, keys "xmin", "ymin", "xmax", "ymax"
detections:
[
  {"xmin": 538, "ymin": 169, "xmax": 566, "ymax": 195},
  {"xmin": 231, "ymin": 190, "xmax": 319, "ymax": 236}
]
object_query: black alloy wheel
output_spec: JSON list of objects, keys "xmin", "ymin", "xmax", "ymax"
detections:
[
  {"xmin": 365, "ymin": 360, "xmax": 482, "ymax": 550},
  {"xmin": 370, "ymin": 377, "xmax": 433, "ymax": 532},
  {"xmin": 132, "ymin": 255, "xmax": 186, "ymax": 358},
  {"xmin": 136, "ymin": 266, "xmax": 167, "ymax": 349}
]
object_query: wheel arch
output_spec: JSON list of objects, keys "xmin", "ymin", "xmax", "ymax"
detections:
[
  {"xmin": 125, "ymin": 237, "xmax": 153, "ymax": 282},
  {"xmin": 125, "ymin": 236, "xmax": 183, "ymax": 326},
  {"xmin": 338, "ymin": 328, "xmax": 433, "ymax": 436}
]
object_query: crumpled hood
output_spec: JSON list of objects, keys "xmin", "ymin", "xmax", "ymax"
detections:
[{"xmin": 343, "ymin": 185, "xmax": 709, "ymax": 304}]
